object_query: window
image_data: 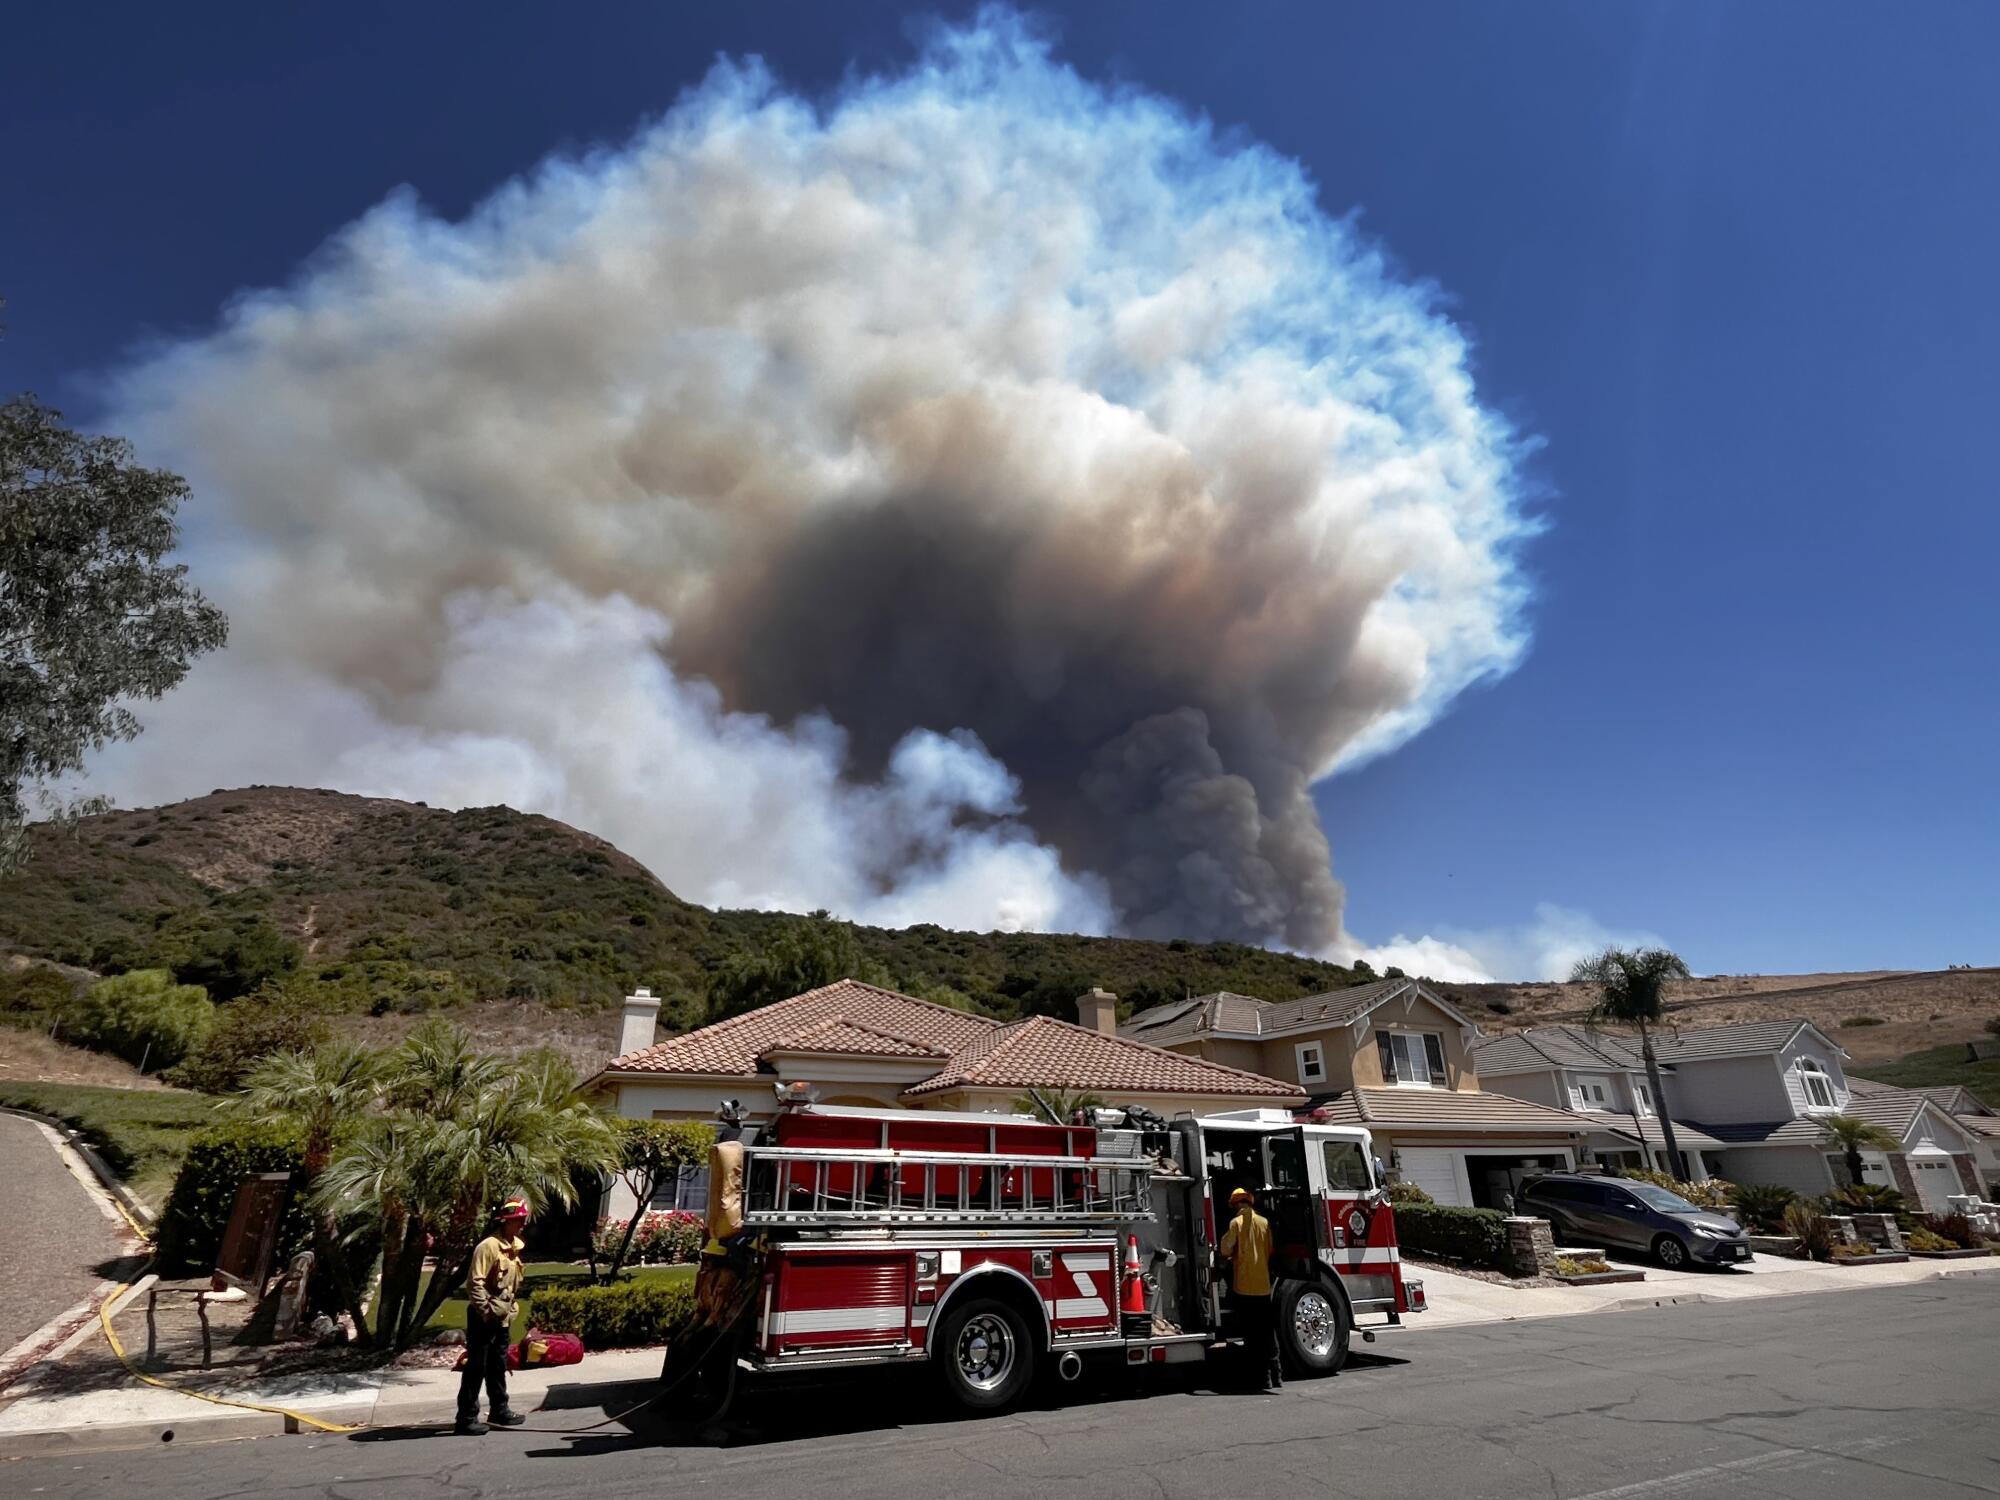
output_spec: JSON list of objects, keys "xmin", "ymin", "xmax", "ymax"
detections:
[
  {"xmin": 1633, "ymin": 1081, "xmax": 1655, "ymax": 1117},
  {"xmin": 648, "ymin": 1163, "xmax": 709, "ymax": 1214},
  {"xmin": 1295, "ymin": 1041, "xmax": 1326, "ymax": 1085},
  {"xmin": 1572, "ymin": 1076, "xmax": 1614, "ymax": 1108},
  {"xmin": 1321, "ymin": 1138, "xmax": 1372, "ymax": 1191},
  {"xmin": 1377, "ymin": 1030, "xmax": 1449, "ymax": 1088},
  {"xmin": 1798, "ymin": 1058, "xmax": 1837, "ymax": 1110}
]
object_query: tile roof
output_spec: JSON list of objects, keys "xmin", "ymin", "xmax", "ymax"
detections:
[
  {"xmin": 602, "ymin": 979, "xmax": 998, "ymax": 1076},
  {"xmin": 1311, "ymin": 1087, "xmax": 1607, "ymax": 1135},
  {"xmin": 1957, "ymin": 1113, "xmax": 2000, "ymax": 1139},
  {"xmin": 598, "ymin": 978, "xmax": 1301, "ymax": 1102},
  {"xmin": 904, "ymin": 1015, "xmax": 1303, "ymax": 1100},
  {"xmin": 1644, "ymin": 1019, "xmax": 1826, "ymax": 1063},
  {"xmin": 1569, "ymin": 1111, "xmax": 1729, "ymax": 1151},
  {"xmin": 1124, "ymin": 977, "xmax": 1443, "ymax": 1047},
  {"xmin": 1850, "ymin": 1077, "xmax": 1995, "ymax": 1118},
  {"xmin": 1471, "ymin": 1025, "xmax": 1650, "ymax": 1075},
  {"xmin": 759, "ymin": 1017, "xmax": 948, "ymax": 1060},
  {"xmin": 1684, "ymin": 1117, "xmax": 1831, "ymax": 1145}
]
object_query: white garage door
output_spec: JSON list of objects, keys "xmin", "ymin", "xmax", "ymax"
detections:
[
  {"xmin": 1396, "ymin": 1148, "xmax": 1467, "ymax": 1206},
  {"xmin": 1910, "ymin": 1155, "xmax": 1959, "ymax": 1215}
]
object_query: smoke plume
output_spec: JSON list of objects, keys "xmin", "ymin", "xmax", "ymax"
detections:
[{"xmin": 93, "ymin": 11, "xmax": 1533, "ymax": 947}]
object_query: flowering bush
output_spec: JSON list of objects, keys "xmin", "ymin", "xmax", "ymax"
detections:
[{"xmin": 592, "ymin": 1211, "xmax": 705, "ymax": 1266}]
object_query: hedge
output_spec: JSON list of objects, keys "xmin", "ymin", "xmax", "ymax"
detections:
[
  {"xmin": 1392, "ymin": 1202, "xmax": 1510, "ymax": 1270},
  {"xmin": 528, "ymin": 1276, "xmax": 698, "ymax": 1349},
  {"xmin": 154, "ymin": 1124, "xmax": 310, "ymax": 1275}
]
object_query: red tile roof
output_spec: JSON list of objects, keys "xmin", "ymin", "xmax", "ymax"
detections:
[
  {"xmin": 602, "ymin": 979, "xmax": 997, "ymax": 1076},
  {"xmin": 759, "ymin": 1017, "xmax": 948, "ymax": 1060},
  {"xmin": 903, "ymin": 1014, "xmax": 1305, "ymax": 1100},
  {"xmin": 599, "ymin": 978, "xmax": 1300, "ymax": 1101}
]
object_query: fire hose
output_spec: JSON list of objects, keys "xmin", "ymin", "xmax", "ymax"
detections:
[{"xmin": 91, "ymin": 1265, "xmax": 752, "ymax": 1439}]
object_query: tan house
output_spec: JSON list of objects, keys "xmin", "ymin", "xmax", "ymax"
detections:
[
  {"xmin": 1126, "ymin": 977, "xmax": 1613, "ymax": 1209},
  {"xmin": 589, "ymin": 978, "xmax": 1305, "ymax": 1220}
]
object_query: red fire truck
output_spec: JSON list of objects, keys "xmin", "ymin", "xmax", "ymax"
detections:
[{"xmin": 668, "ymin": 1094, "xmax": 1424, "ymax": 1415}]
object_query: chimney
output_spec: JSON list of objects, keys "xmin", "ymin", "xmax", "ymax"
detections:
[
  {"xmin": 1076, "ymin": 987, "xmax": 1118, "ymax": 1037},
  {"xmin": 618, "ymin": 987, "xmax": 661, "ymax": 1059}
]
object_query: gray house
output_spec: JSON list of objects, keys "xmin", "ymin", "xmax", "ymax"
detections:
[{"xmin": 1477, "ymin": 1019, "xmax": 1985, "ymax": 1210}]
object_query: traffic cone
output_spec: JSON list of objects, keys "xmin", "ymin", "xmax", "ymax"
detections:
[{"xmin": 1121, "ymin": 1234, "xmax": 1151, "ymax": 1335}]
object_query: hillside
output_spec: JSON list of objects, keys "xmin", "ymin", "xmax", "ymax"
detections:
[
  {"xmin": 0, "ymin": 787, "xmax": 1367, "ymax": 1030},
  {"xmin": 1441, "ymin": 967, "xmax": 2000, "ymax": 1064}
]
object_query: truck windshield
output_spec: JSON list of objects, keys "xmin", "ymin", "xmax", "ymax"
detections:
[{"xmin": 1321, "ymin": 1139, "xmax": 1372, "ymax": 1191}]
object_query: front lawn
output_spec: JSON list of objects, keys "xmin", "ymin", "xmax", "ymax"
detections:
[
  {"xmin": 0, "ymin": 1079, "xmax": 213, "ymax": 1206},
  {"xmin": 418, "ymin": 1260, "xmax": 694, "ymax": 1342},
  {"xmin": 1862, "ymin": 1045, "xmax": 2000, "ymax": 1096}
]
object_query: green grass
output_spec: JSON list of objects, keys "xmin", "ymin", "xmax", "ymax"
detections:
[
  {"xmin": 0, "ymin": 1079, "xmax": 213, "ymax": 1206},
  {"xmin": 1862, "ymin": 1044, "xmax": 2000, "ymax": 1098},
  {"xmin": 418, "ymin": 1260, "xmax": 694, "ymax": 1342}
]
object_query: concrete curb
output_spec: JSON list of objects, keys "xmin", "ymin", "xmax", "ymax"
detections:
[
  {"xmin": 0, "ymin": 1344, "xmax": 666, "ymax": 1459},
  {"xmin": 0, "ymin": 1104, "xmax": 158, "ymax": 1229}
]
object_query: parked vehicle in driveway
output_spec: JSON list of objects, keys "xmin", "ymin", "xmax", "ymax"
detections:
[{"xmin": 1517, "ymin": 1172, "xmax": 1753, "ymax": 1269}]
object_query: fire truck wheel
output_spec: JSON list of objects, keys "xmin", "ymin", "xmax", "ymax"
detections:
[
  {"xmin": 1276, "ymin": 1278, "xmax": 1350, "ymax": 1377},
  {"xmin": 936, "ymin": 1296, "xmax": 1036, "ymax": 1412}
]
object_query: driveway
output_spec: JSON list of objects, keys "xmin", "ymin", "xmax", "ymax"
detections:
[{"xmin": 0, "ymin": 1112, "xmax": 133, "ymax": 1356}]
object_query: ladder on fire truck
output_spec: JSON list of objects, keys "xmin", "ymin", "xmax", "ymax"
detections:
[{"xmin": 740, "ymin": 1145, "xmax": 1156, "ymax": 1227}]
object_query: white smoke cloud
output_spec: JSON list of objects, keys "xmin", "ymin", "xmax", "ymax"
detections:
[
  {"xmin": 1353, "ymin": 904, "xmax": 1671, "ymax": 983},
  {"xmin": 92, "ymin": 9, "xmax": 1534, "ymax": 944}
]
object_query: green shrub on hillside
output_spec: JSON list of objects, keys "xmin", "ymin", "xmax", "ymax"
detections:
[
  {"xmin": 528, "ymin": 1275, "xmax": 697, "ymax": 1348},
  {"xmin": 64, "ymin": 969, "xmax": 214, "ymax": 1071},
  {"xmin": 164, "ymin": 979, "xmax": 331, "ymax": 1093}
]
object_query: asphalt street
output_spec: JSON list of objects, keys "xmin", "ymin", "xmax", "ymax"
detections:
[
  {"xmin": 0, "ymin": 1112, "xmax": 130, "ymax": 1355},
  {"xmin": 9, "ymin": 1277, "xmax": 1999, "ymax": 1499}
]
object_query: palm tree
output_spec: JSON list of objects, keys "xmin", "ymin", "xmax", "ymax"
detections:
[
  {"xmin": 234, "ymin": 1043, "xmax": 386, "ymax": 1341},
  {"xmin": 1818, "ymin": 1113, "xmax": 1901, "ymax": 1189},
  {"xmin": 312, "ymin": 1023, "xmax": 617, "ymax": 1349},
  {"xmin": 1012, "ymin": 1088, "xmax": 1106, "ymax": 1124},
  {"xmin": 1572, "ymin": 947, "xmax": 1691, "ymax": 1177}
]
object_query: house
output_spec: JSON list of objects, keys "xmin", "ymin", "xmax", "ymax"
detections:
[
  {"xmin": 1125, "ymin": 977, "xmax": 1620, "ymax": 1210},
  {"xmin": 1469, "ymin": 1025, "xmax": 1731, "ymax": 1181},
  {"xmin": 588, "ymin": 979, "xmax": 1305, "ymax": 1220},
  {"xmin": 1479, "ymin": 1019, "xmax": 1988, "ymax": 1211},
  {"xmin": 1896, "ymin": 1084, "xmax": 1999, "ymax": 1196}
]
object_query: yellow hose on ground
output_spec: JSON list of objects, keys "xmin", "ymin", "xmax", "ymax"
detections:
[{"xmin": 95, "ymin": 1281, "xmax": 363, "ymax": 1435}]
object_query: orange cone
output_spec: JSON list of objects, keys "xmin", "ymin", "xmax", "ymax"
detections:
[{"xmin": 1121, "ymin": 1234, "xmax": 1150, "ymax": 1334}]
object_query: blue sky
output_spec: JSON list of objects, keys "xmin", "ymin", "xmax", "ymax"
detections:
[{"xmin": 4, "ymin": 4, "xmax": 1996, "ymax": 977}]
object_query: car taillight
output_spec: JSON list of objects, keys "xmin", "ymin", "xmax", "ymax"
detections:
[{"xmin": 1406, "ymin": 1279, "xmax": 1426, "ymax": 1313}]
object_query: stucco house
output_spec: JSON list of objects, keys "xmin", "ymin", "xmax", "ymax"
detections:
[
  {"xmin": 1126, "ymin": 977, "xmax": 1618, "ymax": 1210},
  {"xmin": 1469, "ymin": 1024, "xmax": 1731, "ymax": 1181},
  {"xmin": 588, "ymin": 979, "xmax": 1305, "ymax": 1221},
  {"xmin": 1479, "ymin": 1019, "xmax": 1987, "ymax": 1211}
]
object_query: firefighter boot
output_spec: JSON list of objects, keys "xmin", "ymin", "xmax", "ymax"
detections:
[
  {"xmin": 455, "ymin": 1419, "xmax": 489, "ymax": 1436},
  {"xmin": 489, "ymin": 1409, "xmax": 527, "ymax": 1427}
]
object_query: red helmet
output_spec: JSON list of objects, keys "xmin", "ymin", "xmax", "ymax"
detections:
[{"xmin": 494, "ymin": 1197, "xmax": 530, "ymax": 1222}]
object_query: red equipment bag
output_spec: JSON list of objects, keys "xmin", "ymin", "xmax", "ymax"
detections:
[{"xmin": 515, "ymin": 1329, "xmax": 585, "ymax": 1368}]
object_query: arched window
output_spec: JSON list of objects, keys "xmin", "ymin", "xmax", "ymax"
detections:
[{"xmin": 1797, "ymin": 1057, "xmax": 1836, "ymax": 1110}]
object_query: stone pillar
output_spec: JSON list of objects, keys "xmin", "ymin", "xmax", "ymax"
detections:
[
  {"xmin": 1950, "ymin": 1154, "xmax": 1981, "ymax": 1194},
  {"xmin": 1504, "ymin": 1216, "xmax": 1556, "ymax": 1278},
  {"xmin": 1850, "ymin": 1212, "xmax": 1905, "ymax": 1252},
  {"xmin": 1824, "ymin": 1214, "xmax": 1860, "ymax": 1246},
  {"xmin": 1887, "ymin": 1153, "xmax": 1920, "ymax": 1202}
]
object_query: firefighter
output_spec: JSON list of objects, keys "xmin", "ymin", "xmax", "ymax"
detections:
[
  {"xmin": 1219, "ymin": 1185, "xmax": 1280, "ymax": 1391},
  {"xmin": 456, "ymin": 1197, "xmax": 531, "ymax": 1435}
]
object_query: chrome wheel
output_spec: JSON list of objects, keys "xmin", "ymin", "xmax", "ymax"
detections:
[
  {"xmin": 956, "ymin": 1312, "xmax": 1016, "ymax": 1392},
  {"xmin": 1292, "ymin": 1289, "xmax": 1338, "ymax": 1360}
]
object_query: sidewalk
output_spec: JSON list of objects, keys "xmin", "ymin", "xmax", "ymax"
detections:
[
  {"xmin": 1409, "ymin": 1248, "xmax": 2000, "ymax": 1329},
  {"xmin": 0, "ymin": 1286, "xmax": 666, "ymax": 1458}
]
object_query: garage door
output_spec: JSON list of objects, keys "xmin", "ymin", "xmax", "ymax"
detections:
[
  {"xmin": 1396, "ymin": 1148, "xmax": 1466, "ymax": 1206},
  {"xmin": 1910, "ymin": 1155, "xmax": 1959, "ymax": 1215}
]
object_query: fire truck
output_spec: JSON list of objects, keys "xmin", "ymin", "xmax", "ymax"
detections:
[{"xmin": 666, "ymin": 1092, "xmax": 1424, "ymax": 1416}]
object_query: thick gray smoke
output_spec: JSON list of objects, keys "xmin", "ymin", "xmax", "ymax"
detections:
[{"xmin": 93, "ymin": 13, "xmax": 1532, "ymax": 949}]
